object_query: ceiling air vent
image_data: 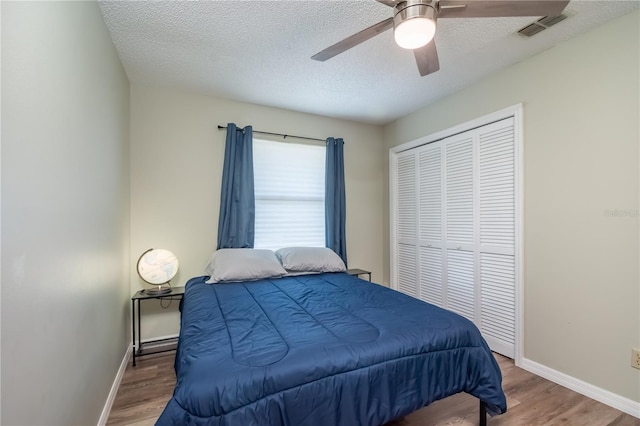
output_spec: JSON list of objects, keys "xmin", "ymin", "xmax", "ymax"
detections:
[{"xmin": 517, "ymin": 14, "xmax": 568, "ymax": 37}]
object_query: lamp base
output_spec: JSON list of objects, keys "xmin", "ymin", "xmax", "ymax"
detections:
[{"xmin": 144, "ymin": 285, "xmax": 172, "ymax": 295}]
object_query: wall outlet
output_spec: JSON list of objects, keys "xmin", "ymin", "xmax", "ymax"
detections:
[{"xmin": 632, "ymin": 349, "xmax": 640, "ymax": 370}]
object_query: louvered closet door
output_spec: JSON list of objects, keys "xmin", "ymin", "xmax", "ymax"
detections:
[
  {"xmin": 396, "ymin": 151, "xmax": 418, "ymax": 298},
  {"xmin": 391, "ymin": 112, "xmax": 519, "ymax": 359},
  {"xmin": 444, "ymin": 132, "xmax": 475, "ymax": 322},
  {"xmin": 478, "ymin": 118, "xmax": 516, "ymax": 357},
  {"xmin": 417, "ymin": 142, "xmax": 443, "ymax": 306}
]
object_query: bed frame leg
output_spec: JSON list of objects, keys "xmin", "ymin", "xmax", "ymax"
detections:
[{"xmin": 479, "ymin": 400, "xmax": 487, "ymax": 426}]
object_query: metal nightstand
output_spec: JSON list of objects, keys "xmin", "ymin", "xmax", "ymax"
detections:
[
  {"xmin": 131, "ymin": 286, "xmax": 185, "ymax": 366},
  {"xmin": 346, "ymin": 268, "xmax": 372, "ymax": 281}
]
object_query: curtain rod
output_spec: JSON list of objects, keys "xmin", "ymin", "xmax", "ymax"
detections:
[{"xmin": 217, "ymin": 125, "xmax": 325, "ymax": 143}]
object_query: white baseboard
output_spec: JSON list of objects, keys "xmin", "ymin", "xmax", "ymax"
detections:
[
  {"xmin": 97, "ymin": 345, "xmax": 132, "ymax": 426},
  {"xmin": 141, "ymin": 333, "xmax": 178, "ymax": 344},
  {"xmin": 519, "ymin": 357, "xmax": 640, "ymax": 419}
]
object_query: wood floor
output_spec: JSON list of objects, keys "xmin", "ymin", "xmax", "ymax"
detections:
[{"xmin": 107, "ymin": 352, "xmax": 639, "ymax": 426}]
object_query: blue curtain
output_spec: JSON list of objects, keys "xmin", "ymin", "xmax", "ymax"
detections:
[
  {"xmin": 325, "ymin": 137, "xmax": 347, "ymax": 265},
  {"xmin": 217, "ymin": 123, "xmax": 255, "ymax": 249}
]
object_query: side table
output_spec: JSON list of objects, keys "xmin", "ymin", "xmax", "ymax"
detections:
[
  {"xmin": 131, "ymin": 286, "xmax": 185, "ymax": 366},
  {"xmin": 346, "ymin": 268, "xmax": 372, "ymax": 282}
]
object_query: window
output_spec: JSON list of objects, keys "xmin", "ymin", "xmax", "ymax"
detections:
[{"xmin": 253, "ymin": 139, "xmax": 325, "ymax": 250}]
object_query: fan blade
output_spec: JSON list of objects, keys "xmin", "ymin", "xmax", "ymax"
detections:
[
  {"xmin": 375, "ymin": 0, "xmax": 398, "ymax": 7},
  {"xmin": 438, "ymin": 0, "xmax": 569, "ymax": 18},
  {"xmin": 414, "ymin": 41, "xmax": 440, "ymax": 76},
  {"xmin": 311, "ymin": 18, "xmax": 394, "ymax": 61}
]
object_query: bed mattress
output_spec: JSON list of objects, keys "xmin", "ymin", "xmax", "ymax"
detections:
[{"xmin": 156, "ymin": 273, "xmax": 506, "ymax": 425}]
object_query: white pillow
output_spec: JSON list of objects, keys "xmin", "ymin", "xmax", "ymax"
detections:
[
  {"xmin": 275, "ymin": 247, "xmax": 346, "ymax": 273},
  {"xmin": 204, "ymin": 249, "xmax": 287, "ymax": 284}
]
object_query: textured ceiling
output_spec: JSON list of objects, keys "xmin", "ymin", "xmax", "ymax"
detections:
[{"xmin": 98, "ymin": 0, "xmax": 639, "ymax": 125}]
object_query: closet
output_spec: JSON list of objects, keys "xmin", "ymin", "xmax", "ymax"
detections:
[{"xmin": 390, "ymin": 110, "xmax": 520, "ymax": 359}]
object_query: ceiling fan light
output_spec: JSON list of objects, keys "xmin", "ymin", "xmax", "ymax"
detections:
[
  {"xmin": 393, "ymin": 2, "xmax": 437, "ymax": 50},
  {"xmin": 394, "ymin": 17, "xmax": 436, "ymax": 49}
]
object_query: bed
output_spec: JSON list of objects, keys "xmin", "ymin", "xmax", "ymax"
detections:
[{"xmin": 156, "ymin": 249, "xmax": 507, "ymax": 426}]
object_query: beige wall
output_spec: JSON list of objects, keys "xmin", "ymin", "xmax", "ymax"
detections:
[
  {"xmin": 130, "ymin": 86, "xmax": 385, "ymax": 338},
  {"xmin": 1, "ymin": 2, "xmax": 130, "ymax": 425},
  {"xmin": 383, "ymin": 11, "xmax": 639, "ymax": 403}
]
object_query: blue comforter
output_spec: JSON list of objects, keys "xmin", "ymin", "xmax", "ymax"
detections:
[{"xmin": 157, "ymin": 273, "xmax": 506, "ymax": 425}]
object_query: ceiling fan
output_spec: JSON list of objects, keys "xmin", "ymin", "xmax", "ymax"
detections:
[{"xmin": 311, "ymin": 0, "xmax": 570, "ymax": 77}]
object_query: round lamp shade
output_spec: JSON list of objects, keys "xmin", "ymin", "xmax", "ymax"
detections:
[
  {"xmin": 137, "ymin": 248, "xmax": 179, "ymax": 285},
  {"xmin": 393, "ymin": 1, "xmax": 437, "ymax": 50},
  {"xmin": 394, "ymin": 17, "xmax": 436, "ymax": 49}
]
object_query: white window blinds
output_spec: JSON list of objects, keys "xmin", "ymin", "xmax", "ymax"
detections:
[{"xmin": 253, "ymin": 139, "xmax": 326, "ymax": 250}]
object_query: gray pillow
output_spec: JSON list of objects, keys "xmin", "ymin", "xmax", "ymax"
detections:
[
  {"xmin": 204, "ymin": 249, "xmax": 287, "ymax": 283},
  {"xmin": 275, "ymin": 247, "xmax": 346, "ymax": 273}
]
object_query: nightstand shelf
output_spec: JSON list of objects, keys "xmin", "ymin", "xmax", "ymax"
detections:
[
  {"xmin": 346, "ymin": 268, "xmax": 371, "ymax": 281},
  {"xmin": 131, "ymin": 286, "xmax": 185, "ymax": 366}
]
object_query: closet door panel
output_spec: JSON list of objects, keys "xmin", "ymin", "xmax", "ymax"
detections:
[
  {"xmin": 480, "ymin": 252, "xmax": 515, "ymax": 357},
  {"xmin": 446, "ymin": 249, "xmax": 475, "ymax": 321},
  {"xmin": 397, "ymin": 153, "xmax": 417, "ymax": 243},
  {"xmin": 418, "ymin": 144, "xmax": 444, "ymax": 305},
  {"xmin": 444, "ymin": 133, "xmax": 475, "ymax": 319},
  {"xmin": 419, "ymin": 246, "xmax": 443, "ymax": 305},
  {"xmin": 445, "ymin": 135, "xmax": 474, "ymax": 249},
  {"xmin": 398, "ymin": 244, "xmax": 418, "ymax": 298},
  {"xmin": 479, "ymin": 121, "xmax": 515, "ymax": 253},
  {"xmin": 395, "ymin": 152, "xmax": 418, "ymax": 298},
  {"xmin": 418, "ymin": 146, "xmax": 442, "ymax": 245},
  {"xmin": 478, "ymin": 118, "xmax": 516, "ymax": 357}
]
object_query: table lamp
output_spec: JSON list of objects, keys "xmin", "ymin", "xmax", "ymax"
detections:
[{"xmin": 136, "ymin": 248, "xmax": 179, "ymax": 295}]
